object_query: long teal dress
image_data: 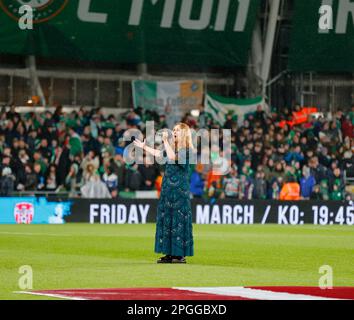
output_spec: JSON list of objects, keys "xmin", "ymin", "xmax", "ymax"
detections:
[{"xmin": 154, "ymin": 148, "xmax": 194, "ymax": 257}]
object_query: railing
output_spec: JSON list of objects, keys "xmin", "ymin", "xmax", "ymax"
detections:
[
  {"xmin": 8, "ymin": 191, "xmax": 73, "ymax": 199},
  {"xmin": 6, "ymin": 190, "xmax": 139, "ymax": 199},
  {"xmin": 4, "ymin": 173, "xmax": 354, "ymax": 200},
  {"xmin": 0, "ymin": 67, "xmax": 235, "ymax": 109}
]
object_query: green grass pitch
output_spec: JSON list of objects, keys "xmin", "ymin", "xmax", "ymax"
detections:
[{"xmin": 0, "ymin": 224, "xmax": 353, "ymax": 300}]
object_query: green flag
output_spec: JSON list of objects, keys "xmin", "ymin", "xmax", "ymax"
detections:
[
  {"xmin": 0, "ymin": 0, "xmax": 261, "ymax": 67},
  {"xmin": 205, "ymin": 93, "xmax": 269, "ymax": 126}
]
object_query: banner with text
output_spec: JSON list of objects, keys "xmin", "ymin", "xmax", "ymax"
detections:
[
  {"xmin": 1, "ymin": 198, "xmax": 352, "ymax": 226},
  {"xmin": 289, "ymin": 0, "xmax": 354, "ymax": 71},
  {"xmin": 0, "ymin": 0, "xmax": 260, "ymax": 67},
  {"xmin": 67, "ymin": 199, "xmax": 354, "ymax": 226}
]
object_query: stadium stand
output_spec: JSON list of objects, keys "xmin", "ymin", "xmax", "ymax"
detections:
[
  {"xmin": 0, "ymin": 103, "xmax": 352, "ymax": 200},
  {"xmin": 0, "ymin": 1, "xmax": 353, "ymax": 201}
]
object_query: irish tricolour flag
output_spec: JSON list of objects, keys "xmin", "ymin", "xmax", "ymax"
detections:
[
  {"xmin": 132, "ymin": 80, "xmax": 204, "ymax": 127},
  {"xmin": 205, "ymin": 93, "xmax": 269, "ymax": 126}
]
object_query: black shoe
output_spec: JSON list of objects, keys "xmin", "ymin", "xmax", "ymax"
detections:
[
  {"xmin": 157, "ymin": 255, "xmax": 172, "ymax": 263},
  {"xmin": 171, "ymin": 256, "xmax": 186, "ymax": 264}
]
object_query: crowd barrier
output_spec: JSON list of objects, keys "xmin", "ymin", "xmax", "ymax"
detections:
[{"xmin": 0, "ymin": 197, "xmax": 353, "ymax": 226}]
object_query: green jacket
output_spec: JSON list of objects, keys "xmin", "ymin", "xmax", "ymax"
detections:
[{"xmin": 69, "ymin": 136, "xmax": 83, "ymax": 157}]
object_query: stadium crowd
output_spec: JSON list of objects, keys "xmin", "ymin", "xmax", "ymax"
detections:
[{"xmin": 0, "ymin": 104, "xmax": 353, "ymax": 200}]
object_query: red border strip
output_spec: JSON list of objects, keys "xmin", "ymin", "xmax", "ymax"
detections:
[
  {"xmin": 22, "ymin": 287, "xmax": 354, "ymax": 300},
  {"xmin": 33, "ymin": 288, "xmax": 251, "ymax": 300}
]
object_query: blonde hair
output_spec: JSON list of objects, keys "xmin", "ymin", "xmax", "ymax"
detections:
[{"xmin": 174, "ymin": 122, "xmax": 194, "ymax": 150}]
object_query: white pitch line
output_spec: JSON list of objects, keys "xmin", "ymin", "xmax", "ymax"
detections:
[
  {"xmin": 14, "ymin": 291, "xmax": 87, "ymax": 300},
  {"xmin": 0, "ymin": 231, "xmax": 140, "ymax": 238},
  {"xmin": 174, "ymin": 287, "xmax": 339, "ymax": 300},
  {"xmin": 0, "ymin": 232, "xmax": 72, "ymax": 237}
]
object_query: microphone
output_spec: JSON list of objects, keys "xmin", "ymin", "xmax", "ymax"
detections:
[{"xmin": 156, "ymin": 129, "xmax": 170, "ymax": 139}]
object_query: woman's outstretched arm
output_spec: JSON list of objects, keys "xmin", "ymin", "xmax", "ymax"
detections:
[{"xmin": 133, "ymin": 139, "xmax": 162, "ymax": 157}]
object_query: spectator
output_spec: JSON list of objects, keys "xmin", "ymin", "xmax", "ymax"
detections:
[
  {"xmin": 269, "ymin": 179, "xmax": 281, "ymax": 200},
  {"xmin": 342, "ymin": 151, "xmax": 353, "ymax": 179},
  {"xmin": 125, "ymin": 164, "xmax": 142, "ymax": 191},
  {"xmin": 155, "ymin": 170, "xmax": 164, "ymax": 198},
  {"xmin": 318, "ymin": 147, "xmax": 331, "ymax": 168},
  {"xmin": 33, "ymin": 163, "xmax": 45, "ymax": 190},
  {"xmin": 38, "ymin": 138, "xmax": 52, "ymax": 161},
  {"xmin": 319, "ymin": 179, "xmax": 330, "ymax": 201},
  {"xmin": 45, "ymin": 164, "xmax": 58, "ymax": 191},
  {"xmin": 263, "ymin": 158, "xmax": 275, "ymax": 181},
  {"xmin": 190, "ymin": 164, "xmax": 205, "ymax": 198},
  {"xmin": 111, "ymin": 154, "xmax": 125, "ymax": 191},
  {"xmin": 68, "ymin": 127, "xmax": 83, "ymax": 158},
  {"xmin": 102, "ymin": 165, "xmax": 118, "ymax": 198},
  {"xmin": 0, "ymin": 155, "xmax": 11, "ymax": 178},
  {"xmin": 239, "ymin": 174, "xmax": 254, "ymax": 200},
  {"xmin": 284, "ymin": 145, "xmax": 304, "ymax": 164},
  {"xmin": 65, "ymin": 163, "xmax": 79, "ymax": 197},
  {"xmin": 26, "ymin": 130, "xmax": 38, "ymax": 151},
  {"xmin": 279, "ymin": 176, "xmax": 300, "ymax": 200},
  {"xmin": 254, "ymin": 105, "xmax": 267, "ymax": 128},
  {"xmin": 329, "ymin": 168, "xmax": 345, "ymax": 194},
  {"xmin": 207, "ymin": 181, "xmax": 223, "ymax": 203},
  {"xmin": 24, "ymin": 164, "xmax": 37, "ymax": 191},
  {"xmin": 206, "ymin": 167, "xmax": 222, "ymax": 190},
  {"xmin": 251, "ymin": 143, "xmax": 263, "ymax": 171},
  {"xmin": 270, "ymin": 161, "xmax": 285, "ymax": 181},
  {"xmin": 349, "ymin": 105, "xmax": 354, "ymax": 125},
  {"xmin": 341, "ymin": 115, "xmax": 353, "ymax": 138},
  {"xmin": 300, "ymin": 166, "xmax": 316, "ymax": 199},
  {"xmin": 138, "ymin": 162, "xmax": 159, "ymax": 191},
  {"xmin": 253, "ymin": 171, "xmax": 267, "ymax": 199},
  {"xmin": 310, "ymin": 185, "xmax": 323, "ymax": 200},
  {"xmin": 81, "ymin": 151, "xmax": 100, "ymax": 178},
  {"xmin": 56, "ymin": 146, "xmax": 70, "ymax": 186},
  {"xmin": 330, "ymin": 184, "xmax": 344, "ymax": 200},
  {"xmin": 81, "ymin": 174, "xmax": 111, "ymax": 199},
  {"xmin": 82, "ymin": 163, "xmax": 99, "ymax": 184},
  {"xmin": 309, "ymin": 156, "xmax": 328, "ymax": 183},
  {"xmin": 101, "ymin": 136, "xmax": 115, "ymax": 158},
  {"xmin": 0, "ymin": 167, "xmax": 15, "ymax": 196},
  {"xmin": 33, "ymin": 151, "xmax": 47, "ymax": 176}
]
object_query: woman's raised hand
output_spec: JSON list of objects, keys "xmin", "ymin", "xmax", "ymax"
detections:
[
  {"xmin": 133, "ymin": 138, "xmax": 146, "ymax": 149},
  {"xmin": 162, "ymin": 131, "xmax": 169, "ymax": 142}
]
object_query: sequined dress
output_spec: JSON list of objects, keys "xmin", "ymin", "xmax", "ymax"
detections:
[{"xmin": 154, "ymin": 148, "xmax": 194, "ymax": 257}]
